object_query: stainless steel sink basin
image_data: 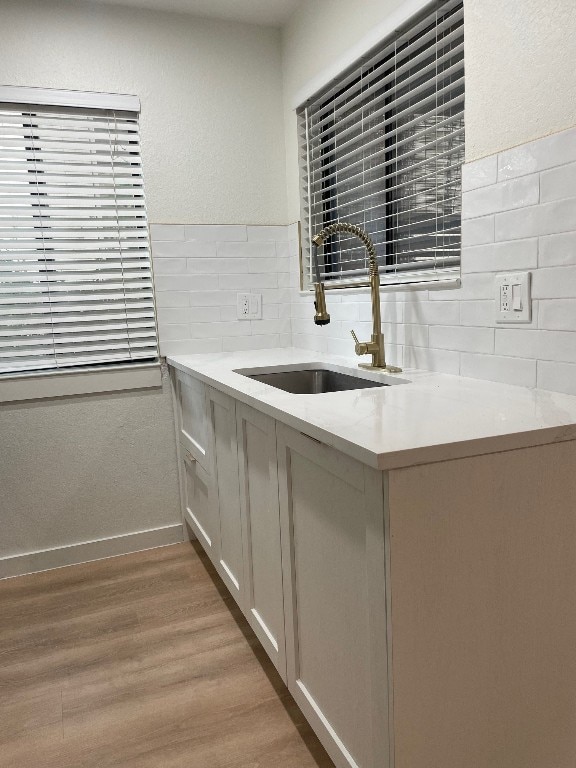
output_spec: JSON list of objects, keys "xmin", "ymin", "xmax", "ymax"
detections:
[{"xmin": 235, "ymin": 365, "xmax": 406, "ymax": 394}]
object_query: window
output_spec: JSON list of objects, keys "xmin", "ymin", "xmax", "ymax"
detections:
[
  {"xmin": 298, "ymin": 0, "xmax": 464, "ymax": 289},
  {"xmin": 0, "ymin": 88, "xmax": 158, "ymax": 377}
]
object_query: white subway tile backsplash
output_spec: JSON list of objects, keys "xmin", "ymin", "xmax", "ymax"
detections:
[
  {"xmin": 460, "ymin": 353, "xmax": 537, "ymax": 388},
  {"xmin": 540, "ymin": 161, "xmax": 576, "ymax": 203},
  {"xmin": 159, "ymin": 338, "xmax": 223, "ymax": 356},
  {"xmin": 217, "ymin": 241, "xmax": 275, "ymax": 259},
  {"xmin": 539, "ymin": 232, "xmax": 576, "ymax": 267},
  {"xmin": 404, "ymin": 346, "xmax": 460, "ymax": 375},
  {"xmin": 403, "ymin": 300, "xmax": 458, "ymax": 325},
  {"xmin": 189, "ymin": 321, "xmax": 251, "ymax": 339},
  {"xmin": 462, "ymin": 175, "xmax": 539, "ymax": 220},
  {"xmin": 186, "ymin": 257, "xmax": 249, "ymax": 274},
  {"xmin": 187, "ymin": 290, "xmax": 237, "ymax": 306},
  {"xmin": 153, "ymin": 240, "xmax": 217, "ymax": 258},
  {"xmin": 496, "ymin": 329, "xmax": 576, "ymax": 363},
  {"xmin": 223, "ymin": 334, "xmax": 280, "ymax": 352},
  {"xmin": 154, "ymin": 275, "xmax": 218, "ymax": 292},
  {"xmin": 153, "ymin": 258, "xmax": 187, "ymax": 274},
  {"xmin": 461, "ymin": 215, "xmax": 495, "ymax": 247},
  {"xmin": 151, "ymin": 126, "xmax": 576, "ymax": 398},
  {"xmin": 459, "ymin": 300, "xmax": 493, "ymax": 327},
  {"xmin": 429, "ymin": 325, "xmax": 494, "ymax": 354},
  {"xmin": 538, "ymin": 299, "xmax": 576, "ymax": 331},
  {"xmin": 537, "ymin": 360, "xmax": 576, "ymax": 396},
  {"xmin": 461, "ymin": 238, "xmax": 538, "ymax": 274},
  {"xmin": 156, "ymin": 307, "xmax": 189, "ymax": 324},
  {"xmin": 149, "ymin": 224, "xmax": 185, "ymax": 241},
  {"xmin": 156, "ymin": 307, "xmax": 190, "ymax": 325},
  {"xmin": 248, "ymin": 257, "xmax": 280, "ymax": 273},
  {"xmin": 247, "ymin": 225, "xmax": 289, "ymax": 241},
  {"xmin": 532, "ymin": 266, "xmax": 576, "ymax": 298},
  {"xmin": 498, "ymin": 127, "xmax": 576, "ymax": 181},
  {"xmin": 218, "ymin": 273, "xmax": 278, "ymax": 290},
  {"xmin": 461, "ymin": 155, "xmax": 498, "ymax": 192},
  {"xmin": 185, "ymin": 224, "xmax": 247, "ymax": 242},
  {"xmin": 157, "ymin": 324, "xmax": 190, "ymax": 340},
  {"xmin": 155, "ymin": 291, "xmax": 190, "ymax": 308},
  {"xmin": 495, "ymin": 197, "xmax": 576, "ymax": 241}
]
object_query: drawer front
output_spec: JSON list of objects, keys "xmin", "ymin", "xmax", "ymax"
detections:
[
  {"xmin": 175, "ymin": 369, "xmax": 210, "ymax": 470},
  {"xmin": 181, "ymin": 450, "xmax": 218, "ymax": 567}
]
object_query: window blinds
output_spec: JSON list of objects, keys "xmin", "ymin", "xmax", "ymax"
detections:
[
  {"xmin": 298, "ymin": 0, "xmax": 464, "ymax": 288},
  {"xmin": 0, "ymin": 101, "xmax": 158, "ymax": 375}
]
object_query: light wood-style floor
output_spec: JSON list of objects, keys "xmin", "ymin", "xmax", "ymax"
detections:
[{"xmin": 0, "ymin": 540, "xmax": 334, "ymax": 768}]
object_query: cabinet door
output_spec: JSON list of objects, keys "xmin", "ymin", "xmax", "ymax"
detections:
[
  {"xmin": 236, "ymin": 403, "xmax": 286, "ymax": 681},
  {"xmin": 174, "ymin": 369, "xmax": 210, "ymax": 470},
  {"xmin": 276, "ymin": 424, "xmax": 391, "ymax": 768},
  {"xmin": 207, "ymin": 388, "xmax": 245, "ymax": 609},
  {"xmin": 181, "ymin": 450, "xmax": 219, "ymax": 567}
]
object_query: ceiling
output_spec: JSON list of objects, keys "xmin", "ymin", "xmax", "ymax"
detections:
[{"xmin": 84, "ymin": 0, "xmax": 303, "ymax": 26}]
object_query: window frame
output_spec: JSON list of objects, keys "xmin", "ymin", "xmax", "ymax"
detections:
[{"xmin": 297, "ymin": 0, "xmax": 465, "ymax": 293}]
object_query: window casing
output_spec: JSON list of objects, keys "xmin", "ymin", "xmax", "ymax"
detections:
[
  {"xmin": 298, "ymin": 0, "xmax": 464, "ymax": 289},
  {"xmin": 0, "ymin": 92, "xmax": 158, "ymax": 377}
]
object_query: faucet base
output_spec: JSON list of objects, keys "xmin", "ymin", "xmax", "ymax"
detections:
[{"xmin": 358, "ymin": 362, "xmax": 403, "ymax": 373}]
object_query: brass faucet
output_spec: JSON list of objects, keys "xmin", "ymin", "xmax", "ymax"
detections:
[{"xmin": 311, "ymin": 222, "xmax": 402, "ymax": 373}]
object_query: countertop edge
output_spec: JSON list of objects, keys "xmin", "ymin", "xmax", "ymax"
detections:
[{"xmin": 167, "ymin": 354, "xmax": 576, "ymax": 471}]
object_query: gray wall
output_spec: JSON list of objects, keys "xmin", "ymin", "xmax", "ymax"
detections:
[{"xmin": 0, "ymin": 368, "xmax": 181, "ymax": 560}]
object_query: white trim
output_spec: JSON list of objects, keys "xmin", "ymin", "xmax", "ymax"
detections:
[
  {"xmin": 0, "ymin": 524, "xmax": 184, "ymax": 580},
  {"xmin": 298, "ymin": 277, "xmax": 461, "ymax": 296},
  {"xmin": 0, "ymin": 85, "xmax": 140, "ymax": 112},
  {"xmin": 0, "ymin": 363, "xmax": 162, "ymax": 403},
  {"xmin": 292, "ymin": 0, "xmax": 436, "ymax": 109}
]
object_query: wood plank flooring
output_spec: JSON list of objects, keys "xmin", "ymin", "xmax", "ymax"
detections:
[{"xmin": 0, "ymin": 541, "xmax": 334, "ymax": 768}]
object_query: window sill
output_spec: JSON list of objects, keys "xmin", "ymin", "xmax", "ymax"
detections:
[
  {"xmin": 299, "ymin": 278, "xmax": 461, "ymax": 295},
  {"xmin": 0, "ymin": 363, "xmax": 162, "ymax": 404}
]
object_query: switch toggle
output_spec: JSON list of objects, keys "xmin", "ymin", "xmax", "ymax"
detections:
[{"xmin": 495, "ymin": 272, "xmax": 531, "ymax": 323}]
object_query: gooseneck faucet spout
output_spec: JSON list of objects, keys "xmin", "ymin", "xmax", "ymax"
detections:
[{"xmin": 311, "ymin": 221, "xmax": 402, "ymax": 373}]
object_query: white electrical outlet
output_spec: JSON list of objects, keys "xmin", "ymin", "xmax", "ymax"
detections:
[
  {"xmin": 495, "ymin": 272, "xmax": 531, "ymax": 323},
  {"xmin": 237, "ymin": 293, "xmax": 262, "ymax": 320}
]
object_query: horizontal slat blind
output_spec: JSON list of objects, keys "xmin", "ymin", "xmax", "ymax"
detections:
[
  {"xmin": 299, "ymin": 0, "xmax": 464, "ymax": 288},
  {"xmin": 0, "ymin": 102, "xmax": 158, "ymax": 374}
]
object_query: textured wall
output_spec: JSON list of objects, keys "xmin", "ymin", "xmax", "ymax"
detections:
[
  {"xmin": 0, "ymin": 368, "xmax": 181, "ymax": 559},
  {"xmin": 465, "ymin": 0, "xmax": 576, "ymax": 161},
  {"xmin": 282, "ymin": 0, "xmax": 576, "ymax": 219},
  {"xmin": 0, "ymin": 0, "xmax": 287, "ymax": 225}
]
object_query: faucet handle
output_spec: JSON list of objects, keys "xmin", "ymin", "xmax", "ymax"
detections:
[{"xmin": 350, "ymin": 329, "xmax": 368, "ymax": 356}]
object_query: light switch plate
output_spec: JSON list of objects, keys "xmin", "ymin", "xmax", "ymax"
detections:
[{"xmin": 495, "ymin": 272, "xmax": 531, "ymax": 323}]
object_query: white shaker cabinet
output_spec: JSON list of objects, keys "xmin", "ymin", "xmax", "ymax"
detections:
[
  {"xmin": 276, "ymin": 424, "xmax": 390, "ymax": 768},
  {"xmin": 236, "ymin": 402, "xmax": 286, "ymax": 681},
  {"xmin": 169, "ymin": 361, "xmax": 576, "ymax": 768}
]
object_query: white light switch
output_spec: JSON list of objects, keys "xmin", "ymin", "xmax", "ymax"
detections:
[{"xmin": 495, "ymin": 272, "xmax": 531, "ymax": 323}]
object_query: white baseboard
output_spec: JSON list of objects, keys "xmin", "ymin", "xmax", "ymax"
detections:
[{"xmin": 0, "ymin": 523, "xmax": 185, "ymax": 580}]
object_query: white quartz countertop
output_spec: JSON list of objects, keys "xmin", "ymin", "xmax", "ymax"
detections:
[{"xmin": 167, "ymin": 348, "xmax": 576, "ymax": 470}]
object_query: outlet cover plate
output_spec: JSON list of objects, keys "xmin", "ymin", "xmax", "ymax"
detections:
[
  {"xmin": 237, "ymin": 292, "xmax": 262, "ymax": 320},
  {"xmin": 495, "ymin": 272, "xmax": 531, "ymax": 323}
]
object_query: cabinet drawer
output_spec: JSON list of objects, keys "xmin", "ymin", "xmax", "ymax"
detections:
[
  {"xmin": 181, "ymin": 450, "xmax": 218, "ymax": 566},
  {"xmin": 174, "ymin": 369, "xmax": 210, "ymax": 470}
]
